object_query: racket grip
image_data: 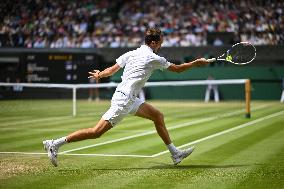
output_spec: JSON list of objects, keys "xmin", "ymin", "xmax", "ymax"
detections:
[{"xmin": 207, "ymin": 58, "xmax": 216, "ymax": 63}]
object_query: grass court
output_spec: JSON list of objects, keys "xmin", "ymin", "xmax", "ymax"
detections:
[{"xmin": 0, "ymin": 100, "xmax": 283, "ymax": 189}]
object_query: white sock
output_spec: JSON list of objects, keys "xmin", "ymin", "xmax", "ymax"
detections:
[
  {"xmin": 167, "ymin": 143, "xmax": 180, "ymax": 155},
  {"xmin": 53, "ymin": 137, "xmax": 67, "ymax": 147}
]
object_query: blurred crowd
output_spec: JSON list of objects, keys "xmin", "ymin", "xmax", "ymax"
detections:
[{"xmin": 0, "ymin": 0, "xmax": 283, "ymax": 48}]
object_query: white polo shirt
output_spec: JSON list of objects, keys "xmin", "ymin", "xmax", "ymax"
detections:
[
  {"xmin": 102, "ymin": 45, "xmax": 171, "ymax": 126},
  {"xmin": 115, "ymin": 45, "xmax": 171, "ymax": 98}
]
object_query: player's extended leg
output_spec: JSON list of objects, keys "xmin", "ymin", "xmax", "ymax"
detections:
[
  {"xmin": 43, "ymin": 119, "xmax": 112, "ymax": 167},
  {"xmin": 66, "ymin": 119, "xmax": 112, "ymax": 142},
  {"xmin": 135, "ymin": 102, "xmax": 195, "ymax": 165}
]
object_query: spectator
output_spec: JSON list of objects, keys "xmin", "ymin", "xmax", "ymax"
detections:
[
  {"xmin": 213, "ymin": 37, "xmax": 224, "ymax": 46},
  {"xmin": 0, "ymin": 0, "xmax": 283, "ymax": 48},
  {"xmin": 81, "ymin": 36, "xmax": 93, "ymax": 48},
  {"xmin": 33, "ymin": 36, "xmax": 47, "ymax": 48}
]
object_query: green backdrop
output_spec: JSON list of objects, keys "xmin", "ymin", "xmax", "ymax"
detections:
[{"xmin": 110, "ymin": 66, "xmax": 284, "ymax": 100}]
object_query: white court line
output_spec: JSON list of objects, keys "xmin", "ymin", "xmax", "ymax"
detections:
[
  {"xmin": 60, "ymin": 104, "xmax": 269, "ymax": 154},
  {"xmin": 59, "ymin": 130, "xmax": 157, "ymax": 154},
  {"xmin": 63, "ymin": 153, "xmax": 152, "ymax": 158},
  {"xmin": 1, "ymin": 116, "xmax": 72, "ymax": 127},
  {"xmin": 0, "ymin": 151, "xmax": 152, "ymax": 158},
  {"xmin": 0, "ymin": 152, "xmax": 47, "ymax": 155},
  {"xmin": 0, "ymin": 108, "xmax": 283, "ymax": 158},
  {"xmin": 152, "ymin": 109, "xmax": 284, "ymax": 157}
]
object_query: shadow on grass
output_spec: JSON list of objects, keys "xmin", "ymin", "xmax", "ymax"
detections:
[
  {"xmin": 59, "ymin": 163, "xmax": 251, "ymax": 172},
  {"xmin": 149, "ymin": 163, "xmax": 250, "ymax": 170}
]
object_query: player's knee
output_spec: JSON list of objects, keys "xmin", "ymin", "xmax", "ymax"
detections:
[
  {"xmin": 158, "ymin": 112, "xmax": 164, "ymax": 121},
  {"xmin": 153, "ymin": 111, "xmax": 164, "ymax": 124},
  {"xmin": 90, "ymin": 128, "xmax": 103, "ymax": 138},
  {"xmin": 95, "ymin": 132, "xmax": 103, "ymax": 138}
]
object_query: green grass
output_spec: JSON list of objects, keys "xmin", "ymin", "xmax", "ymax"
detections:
[{"xmin": 0, "ymin": 100, "xmax": 284, "ymax": 189}]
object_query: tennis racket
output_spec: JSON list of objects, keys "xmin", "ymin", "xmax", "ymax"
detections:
[{"xmin": 207, "ymin": 42, "xmax": 256, "ymax": 65}]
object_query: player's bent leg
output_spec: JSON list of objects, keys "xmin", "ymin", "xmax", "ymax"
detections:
[
  {"xmin": 135, "ymin": 102, "xmax": 171, "ymax": 145},
  {"xmin": 135, "ymin": 102, "xmax": 195, "ymax": 165}
]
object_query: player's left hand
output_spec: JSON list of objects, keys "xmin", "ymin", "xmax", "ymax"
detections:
[{"xmin": 88, "ymin": 70, "xmax": 101, "ymax": 81}]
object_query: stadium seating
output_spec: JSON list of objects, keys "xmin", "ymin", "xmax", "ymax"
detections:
[{"xmin": 0, "ymin": 0, "xmax": 283, "ymax": 48}]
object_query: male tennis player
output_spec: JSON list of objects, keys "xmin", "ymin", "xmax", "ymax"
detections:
[{"xmin": 43, "ymin": 28, "xmax": 210, "ymax": 167}]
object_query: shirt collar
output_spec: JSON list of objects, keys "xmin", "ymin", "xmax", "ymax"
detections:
[{"xmin": 141, "ymin": 45, "xmax": 153, "ymax": 53}]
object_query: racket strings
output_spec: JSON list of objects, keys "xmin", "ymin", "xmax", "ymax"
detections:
[{"xmin": 229, "ymin": 43, "xmax": 255, "ymax": 64}]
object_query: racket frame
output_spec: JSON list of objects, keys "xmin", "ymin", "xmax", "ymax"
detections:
[{"xmin": 207, "ymin": 42, "xmax": 256, "ymax": 65}]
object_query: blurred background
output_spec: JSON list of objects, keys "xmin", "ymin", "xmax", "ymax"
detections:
[{"xmin": 0, "ymin": 0, "xmax": 283, "ymax": 101}]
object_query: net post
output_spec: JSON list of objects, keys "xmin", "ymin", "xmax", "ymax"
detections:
[
  {"xmin": 72, "ymin": 86, "xmax": 77, "ymax": 116},
  {"xmin": 245, "ymin": 79, "xmax": 251, "ymax": 118}
]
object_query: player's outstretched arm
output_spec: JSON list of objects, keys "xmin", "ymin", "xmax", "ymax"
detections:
[
  {"xmin": 88, "ymin": 63, "xmax": 121, "ymax": 81},
  {"xmin": 167, "ymin": 58, "xmax": 210, "ymax": 73}
]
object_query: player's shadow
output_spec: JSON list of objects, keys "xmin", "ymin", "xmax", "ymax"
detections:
[
  {"xmin": 149, "ymin": 163, "xmax": 250, "ymax": 170},
  {"xmin": 88, "ymin": 163, "xmax": 250, "ymax": 171}
]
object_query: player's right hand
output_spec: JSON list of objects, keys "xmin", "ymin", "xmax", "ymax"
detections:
[
  {"xmin": 193, "ymin": 58, "xmax": 210, "ymax": 67},
  {"xmin": 88, "ymin": 70, "xmax": 101, "ymax": 81}
]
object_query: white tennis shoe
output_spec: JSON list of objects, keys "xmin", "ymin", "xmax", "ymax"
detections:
[
  {"xmin": 43, "ymin": 140, "xmax": 58, "ymax": 167},
  {"xmin": 171, "ymin": 146, "xmax": 195, "ymax": 165}
]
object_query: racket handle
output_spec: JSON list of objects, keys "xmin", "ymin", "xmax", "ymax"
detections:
[{"xmin": 207, "ymin": 58, "xmax": 216, "ymax": 63}]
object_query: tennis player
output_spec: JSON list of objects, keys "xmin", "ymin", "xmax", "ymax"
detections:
[{"xmin": 43, "ymin": 28, "xmax": 210, "ymax": 167}]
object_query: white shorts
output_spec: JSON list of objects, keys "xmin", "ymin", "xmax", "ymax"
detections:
[{"xmin": 102, "ymin": 91, "xmax": 145, "ymax": 127}]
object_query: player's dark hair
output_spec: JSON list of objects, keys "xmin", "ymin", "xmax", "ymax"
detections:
[{"xmin": 145, "ymin": 28, "xmax": 162, "ymax": 45}]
